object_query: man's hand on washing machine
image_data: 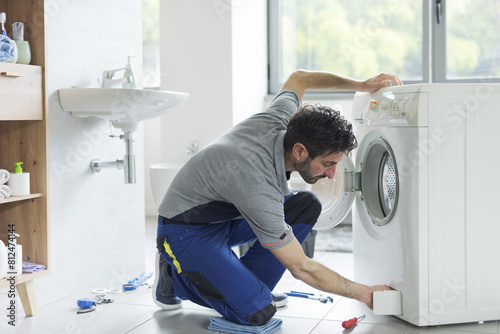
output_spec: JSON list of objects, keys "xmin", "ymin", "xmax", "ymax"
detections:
[
  {"xmin": 355, "ymin": 284, "xmax": 393, "ymax": 310},
  {"xmin": 362, "ymin": 72, "xmax": 403, "ymax": 93}
]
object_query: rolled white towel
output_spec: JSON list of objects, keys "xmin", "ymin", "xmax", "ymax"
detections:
[
  {"xmin": 0, "ymin": 184, "xmax": 12, "ymax": 200},
  {"xmin": 0, "ymin": 169, "xmax": 10, "ymax": 184}
]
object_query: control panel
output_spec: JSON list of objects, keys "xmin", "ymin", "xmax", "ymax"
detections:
[
  {"xmin": 352, "ymin": 85, "xmax": 428, "ymax": 127},
  {"xmin": 362, "ymin": 93, "xmax": 413, "ymax": 124},
  {"xmin": 371, "ymin": 95, "xmax": 411, "ymax": 116}
]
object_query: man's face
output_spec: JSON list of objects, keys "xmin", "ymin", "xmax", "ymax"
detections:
[{"xmin": 295, "ymin": 151, "xmax": 344, "ymax": 184}]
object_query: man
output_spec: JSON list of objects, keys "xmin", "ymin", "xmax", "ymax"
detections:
[{"xmin": 153, "ymin": 70, "xmax": 403, "ymax": 326}]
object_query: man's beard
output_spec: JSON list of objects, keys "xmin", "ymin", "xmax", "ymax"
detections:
[{"xmin": 294, "ymin": 158, "xmax": 325, "ymax": 184}]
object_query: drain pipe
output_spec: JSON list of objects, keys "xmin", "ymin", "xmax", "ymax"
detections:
[
  {"xmin": 90, "ymin": 131, "xmax": 136, "ymax": 184},
  {"xmin": 123, "ymin": 131, "xmax": 135, "ymax": 183}
]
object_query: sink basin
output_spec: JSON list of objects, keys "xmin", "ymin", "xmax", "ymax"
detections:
[{"xmin": 58, "ymin": 87, "xmax": 188, "ymax": 132}]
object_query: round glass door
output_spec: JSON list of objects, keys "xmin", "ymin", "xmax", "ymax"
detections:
[
  {"xmin": 288, "ymin": 154, "xmax": 356, "ymax": 230},
  {"xmin": 360, "ymin": 137, "xmax": 399, "ymax": 226}
]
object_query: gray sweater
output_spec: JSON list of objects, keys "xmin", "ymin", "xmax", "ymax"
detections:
[{"xmin": 159, "ymin": 89, "xmax": 301, "ymax": 249}]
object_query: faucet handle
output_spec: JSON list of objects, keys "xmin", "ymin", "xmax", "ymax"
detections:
[
  {"xmin": 103, "ymin": 70, "xmax": 114, "ymax": 79},
  {"xmin": 103, "ymin": 67, "xmax": 126, "ymax": 78}
]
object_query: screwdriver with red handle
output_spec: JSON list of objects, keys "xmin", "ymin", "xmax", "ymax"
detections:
[{"xmin": 342, "ymin": 314, "xmax": 365, "ymax": 328}]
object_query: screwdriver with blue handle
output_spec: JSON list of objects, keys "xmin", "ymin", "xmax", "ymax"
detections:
[{"xmin": 122, "ymin": 272, "xmax": 153, "ymax": 290}]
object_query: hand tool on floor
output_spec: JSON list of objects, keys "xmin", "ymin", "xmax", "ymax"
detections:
[
  {"xmin": 122, "ymin": 271, "xmax": 153, "ymax": 290},
  {"xmin": 342, "ymin": 314, "xmax": 365, "ymax": 328},
  {"xmin": 76, "ymin": 298, "xmax": 97, "ymax": 314},
  {"xmin": 76, "ymin": 294, "xmax": 114, "ymax": 314},
  {"xmin": 284, "ymin": 291, "xmax": 334, "ymax": 303},
  {"xmin": 94, "ymin": 294, "xmax": 114, "ymax": 304}
]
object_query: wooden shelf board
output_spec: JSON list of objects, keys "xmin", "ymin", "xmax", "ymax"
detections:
[
  {"xmin": 0, "ymin": 269, "xmax": 49, "ymax": 290},
  {"xmin": 0, "ymin": 193, "xmax": 43, "ymax": 205}
]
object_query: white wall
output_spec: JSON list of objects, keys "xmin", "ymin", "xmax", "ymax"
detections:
[
  {"xmin": 39, "ymin": 0, "xmax": 145, "ymax": 306},
  {"xmin": 232, "ymin": 0, "xmax": 269, "ymax": 124},
  {"xmin": 159, "ymin": 0, "xmax": 233, "ymax": 161},
  {"xmin": 144, "ymin": 0, "xmax": 269, "ymax": 216}
]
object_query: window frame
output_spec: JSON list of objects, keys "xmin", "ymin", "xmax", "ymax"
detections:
[{"xmin": 268, "ymin": 0, "xmax": 500, "ymax": 95}]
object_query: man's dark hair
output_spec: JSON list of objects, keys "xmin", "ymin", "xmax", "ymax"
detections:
[{"xmin": 284, "ymin": 104, "xmax": 358, "ymax": 159}]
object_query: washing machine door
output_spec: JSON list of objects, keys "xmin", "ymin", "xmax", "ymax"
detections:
[
  {"xmin": 288, "ymin": 154, "xmax": 356, "ymax": 230},
  {"xmin": 358, "ymin": 136, "xmax": 399, "ymax": 226}
]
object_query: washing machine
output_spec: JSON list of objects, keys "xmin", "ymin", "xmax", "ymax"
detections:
[
  {"xmin": 350, "ymin": 83, "xmax": 500, "ymax": 326},
  {"xmin": 292, "ymin": 83, "xmax": 500, "ymax": 326}
]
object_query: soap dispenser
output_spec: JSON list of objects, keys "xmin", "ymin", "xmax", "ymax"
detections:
[
  {"xmin": 123, "ymin": 56, "xmax": 138, "ymax": 89},
  {"xmin": 8, "ymin": 162, "xmax": 30, "ymax": 196}
]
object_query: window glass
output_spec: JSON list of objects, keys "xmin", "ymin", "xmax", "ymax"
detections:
[
  {"xmin": 142, "ymin": 0, "xmax": 160, "ymax": 88},
  {"xmin": 446, "ymin": 0, "xmax": 500, "ymax": 79},
  {"xmin": 281, "ymin": 0, "xmax": 422, "ymax": 83}
]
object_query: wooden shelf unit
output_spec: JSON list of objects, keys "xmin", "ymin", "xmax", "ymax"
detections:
[{"xmin": 0, "ymin": 0, "xmax": 48, "ymax": 317}]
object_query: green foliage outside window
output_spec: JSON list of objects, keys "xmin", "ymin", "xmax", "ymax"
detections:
[{"xmin": 281, "ymin": 0, "xmax": 500, "ymax": 82}]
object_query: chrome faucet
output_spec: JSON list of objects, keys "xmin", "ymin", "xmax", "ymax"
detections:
[{"xmin": 102, "ymin": 68, "xmax": 132, "ymax": 88}]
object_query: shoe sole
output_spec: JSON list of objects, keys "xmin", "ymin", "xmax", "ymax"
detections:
[
  {"xmin": 272, "ymin": 292, "xmax": 289, "ymax": 308},
  {"xmin": 274, "ymin": 298, "xmax": 288, "ymax": 308},
  {"xmin": 152, "ymin": 252, "xmax": 183, "ymax": 310}
]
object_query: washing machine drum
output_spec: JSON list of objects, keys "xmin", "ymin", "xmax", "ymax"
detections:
[
  {"xmin": 287, "ymin": 137, "xmax": 399, "ymax": 230},
  {"xmin": 288, "ymin": 155, "xmax": 356, "ymax": 231},
  {"xmin": 359, "ymin": 137, "xmax": 399, "ymax": 226}
]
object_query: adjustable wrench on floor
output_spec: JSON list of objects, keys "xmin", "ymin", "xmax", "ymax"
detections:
[{"xmin": 284, "ymin": 291, "xmax": 333, "ymax": 303}]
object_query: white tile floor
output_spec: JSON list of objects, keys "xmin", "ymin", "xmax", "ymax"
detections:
[{"xmin": 1, "ymin": 217, "xmax": 499, "ymax": 334}]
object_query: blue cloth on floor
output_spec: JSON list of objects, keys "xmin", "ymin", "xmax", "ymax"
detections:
[
  {"xmin": 208, "ymin": 317, "xmax": 283, "ymax": 334},
  {"xmin": 0, "ymin": 35, "xmax": 15, "ymax": 62}
]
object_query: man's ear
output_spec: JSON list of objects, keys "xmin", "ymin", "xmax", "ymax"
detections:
[{"xmin": 292, "ymin": 143, "xmax": 309, "ymax": 162}]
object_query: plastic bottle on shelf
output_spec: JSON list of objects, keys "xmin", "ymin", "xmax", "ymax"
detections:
[{"xmin": 8, "ymin": 162, "xmax": 30, "ymax": 196}]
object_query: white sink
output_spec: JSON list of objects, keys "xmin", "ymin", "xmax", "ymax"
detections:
[{"xmin": 58, "ymin": 87, "xmax": 188, "ymax": 132}]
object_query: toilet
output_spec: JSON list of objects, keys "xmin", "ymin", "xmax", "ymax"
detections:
[{"xmin": 149, "ymin": 162, "xmax": 184, "ymax": 207}]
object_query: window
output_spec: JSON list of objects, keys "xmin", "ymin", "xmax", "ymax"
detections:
[
  {"xmin": 439, "ymin": 0, "xmax": 500, "ymax": 80},
  {"xmin": 142, "ymin": 0, "xmax": 160, "ymax": 88},
  {"xmin": 269, "ymin": 0, "xmax": 500, "ymax": 94}
]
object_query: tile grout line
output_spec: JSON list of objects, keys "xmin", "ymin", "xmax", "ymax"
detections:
[
  {"xmin": 307, "ymin": 297, "xmax": 343, "ymax": 333},
  {"xmin": 122, "ymin": 316, "xmax": 155, "ymax": 334}
]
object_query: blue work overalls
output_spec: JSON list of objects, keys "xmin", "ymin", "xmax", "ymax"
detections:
[{"xmin": 156, "ymin": 190, "xmax": 321, "ymax": 326}]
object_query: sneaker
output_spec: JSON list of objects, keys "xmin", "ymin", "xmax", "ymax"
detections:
[
  {"xmin": 152, "ymin": 251, "xmax": 183, "ymax": 310},
  {"xmin": 272, "ymin": 291, "xmax": 288, "ymax": 308}
]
